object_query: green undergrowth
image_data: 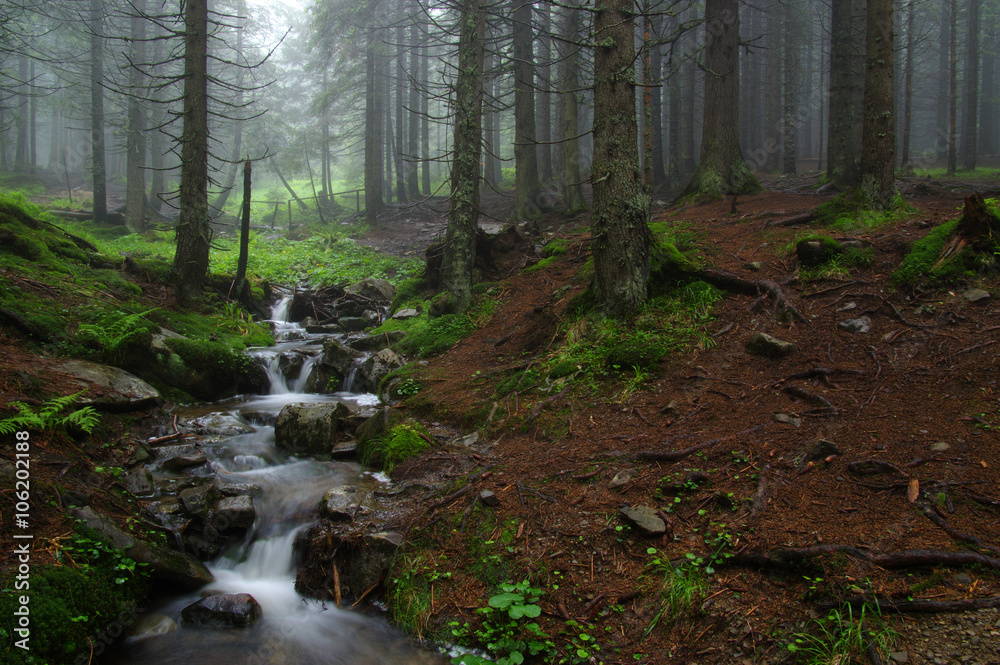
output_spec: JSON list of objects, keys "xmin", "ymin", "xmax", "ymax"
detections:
[
  {"xmin": 524, "ymin": 238, "xmax": 572, "ymax": 274},
  {"xmin": 0, "ymin": 525, "xmax": 149, "ymax": 665},
  {"xmin": 913, "ymin": 167, "xmax": 1000, "ymax": 181},
  {"xmin": 793, "ymin": 233, "xmax": 874, "ymax": 279},
  {"xmin": 378, "ymin": 285, "xmax": 500, "ymax": 358},
  {"xmin": 892, "ymin": 200, "xmax": 1000, "ymax": 288},
  {"xmin": 358, "ymin": 420, "xmax": 432, "ymax": 470},
  {"xmin": 786, "ymin": 604, "xmax": 898, "ymax": 665}
]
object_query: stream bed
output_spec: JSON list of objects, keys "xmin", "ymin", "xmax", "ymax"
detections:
[{"xmin": 106, "ymin": 297, "xmax": 445, "ymax": 665}]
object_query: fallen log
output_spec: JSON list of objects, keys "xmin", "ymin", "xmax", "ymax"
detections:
[{"xmin": 765, "ymin": 211, "xmax": 816, "ymax": 227}]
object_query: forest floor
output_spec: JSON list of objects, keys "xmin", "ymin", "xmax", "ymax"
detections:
[{"xmin": 356, "ymin": 173, "xmax": 1000, "ymax": 665}]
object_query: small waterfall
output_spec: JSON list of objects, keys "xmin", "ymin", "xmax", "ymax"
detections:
[
  {"xmin": 293, "ymin": 353, "xmax": 321, "ymax": 393},
  {"xmin": 341, "ymin": 363, "xmax": 359, "ymax": 392}
]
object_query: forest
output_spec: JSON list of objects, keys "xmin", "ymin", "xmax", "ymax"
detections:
[{"xmin": 1, "ymin": 0, "xmax": 1000, "ymax": 664}]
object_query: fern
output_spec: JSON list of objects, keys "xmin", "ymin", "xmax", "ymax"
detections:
[
  {"xmin": 0, "ymin": 392, "xmax": 100, "ymax": 434},
  {"xmin": 77, "ymin": 308, "xmax": 157, "ymax": 365}
]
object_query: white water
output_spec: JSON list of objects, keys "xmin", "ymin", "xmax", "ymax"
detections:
[{"xmin": 110, "ymin": 295, "xmax": 440, "ymax": 665}]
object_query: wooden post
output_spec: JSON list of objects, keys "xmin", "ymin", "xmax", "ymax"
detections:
[
  {"xmin": 288, "ymin": 201, "xmax": 292, "ymax": 230},
  {"xmin": 356, "ymin": 190, "xmax": 360, "ymax": 212},
  {"xmin": 272, "ymin": 201, "xmax": 279, "ymax": 229}
]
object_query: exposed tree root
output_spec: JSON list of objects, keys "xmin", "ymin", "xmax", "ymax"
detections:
[
  {"xmin": 729, "ymin": 545, "xmax": 1000, "ymax": 571},
  {"xmin": 764, "ymin": 211, "xmax": 816, "ymax": 227},
  {"xmin": 916, "ymin": 501, "xmax": 1000, "ymax": 556},
  {"xmin": 822, "ymin": 595, "xmax": 1000, "ymax": 614},
  {"xmin": 632, "ymin": 424, "xmax": 765, "ymax": 462},
  {"xmin": 696, "ymin": 268, "xmax": 808, "ymax": 322}
]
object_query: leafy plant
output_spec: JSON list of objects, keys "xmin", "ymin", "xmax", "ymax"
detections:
[
  {"xmin": 76, "ymin": 308, "xmax": 157, "ymax": 365},
  {"xmin": 0, "ymin": 391, "xmax": 100, "ymax": 434},
  {"xmin": 786, "ymin": 604, "xmax": 897, "ymax": 664}
]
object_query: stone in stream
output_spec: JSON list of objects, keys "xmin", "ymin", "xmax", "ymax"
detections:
[
  {"xmin": 319, "ymin": 486, "xmax": 377, "ymax": 522},
  {"xmin": 303, "ymin": 338, "xmax": 363, "ymax": 393},
  {"xmin": 392, "ymin": 308, "xmax": 420, "ymax": 320},
  {"xmin": 214, "ymin": 495, "xmax": 256, "ymax": 530},
  {"xmin": 181, "ymin": 412, "xmax": 256, "ymax": 437},
  {"xmin": 162, "ymin": 452, "xmax": 208, "ymax": 472},
  {"xmin": 350, "ymin": 330, "xmax": 407, "ymax": 352},
  {"xmin": 338, "ymin": 316, "xmax": 371, "ymax": 332},
  {"xmin": 618, "ymin": 506, "xmax": 667, "ymax": 536},
  {"xmin": 274, "ymin": 401, "xmax": 352, "ymax": 457},
  {"xmin": 356, "ymin": 348, "xmax": 407, "ymax": 393},
  {"xmin": 295, "ymin": 525, "xmax": 404, "ymax": 600},
  {"xmin": 123, "ymin": 467, "xmax": 155, "ymax": 497},
  {"xmin": 347, "ymin": 277, "xmax": 396, "ymax": 303},
  {"xmin": 126, "ymin": 613, "xmax": 178, "ymax": 640},
  {"xmin": 180, "ymin": 593, "xmax": 262, "ymax": 628},
  {"xmin": 746, "ymin": 332, "xmax": 796, "ymax": 358},
  {"xmin": 179, "ymin": 484, "xmax": 221, "ymax": 518}
]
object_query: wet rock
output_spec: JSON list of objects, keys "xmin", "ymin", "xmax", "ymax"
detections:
[
  {"xmin": 181, "ymin": 593, "xmax": 262, "ymax": 628},
  {"xmin": 274, "ymin": 401, "xmax": 351, "ymax": 457},
  {"xmin": 131, "ymin": 442, "xmax": 155, "ymax": 464},
  {"xmin": 393, "ymin": 308, "xmax": 419, "ymax": 320},
  {"xmin": 162, "ymin": 452, "xmax": 208, "ymax": 473},
  {"xmin": 214, "ymin": 495, "xmax": 255, "ymax": 530},
  {"xmin": 619, "ymin": 506, "xmax": 667, "ymax": 536},
  {"xmin": 183, "ymin": 413, "xmax": 255, "ymax": 437},
  {"xmin": 804, "ymin": 439, "xmax": 842, "ymax": 463},
  {"xmin": 218, "ymin": 482, "xmax": 263, "ymax": 498},
  {"xmin": 319, "ymin": 486, "xmax": 376, "ymax": 522},
  {"xmin": 305, "ymin": 323, "xmax": 345, "ymax": 334},
  {"xmin": 746, "ymin": 332, "xmax": 796, "ymax": 358},
  {"xmin": 609, "ymin": 469, "xmax": 635, "ymax": 490},
  {"xmin": 339, "ymin": 316, "xmax": 371, "ymax": 332},
  {"xmin": 350, "ymin": 330, "xmax": 407, "ymax": 352},
  {"xmin": 479, "ymin": 490, "xmax": 499, "ymax": 507},
  {"xmin": 126, "ymin": 613, "xmax": 178, "ymax": 640},
  {"xmin": 303, "ymin": 338, "xmax": 363, "ymax": 394},
  {"xmin": 347, "ymin": 278, "xmax": 396, "ymax": 303},
  {"xmin": 355, "ymin": 406, "xmax": 399, "ymax": 444},
  {"xmin": 357, "ymin": 348, "xmax": 407, "ymax": 393},
  {"xmin": 838, "ymin": 316, "xmax": 872, "ymax": 333},
  {"xmin": 179, "ymin": 484, "xmax": 221, "ymax": 518},
  {"xmin": 963, "ymin": 288, "xmax": 991, "ymax": 303},
  {"xmin": 330, "ymin": 439, "xmax": 358, "ymax": 460},
  {"xmin": 72, "ymin": 506, "xmax": 213, "ymax": 590},
  {"xmin": 54, "ymin": 360, "xmax": 162, "ymax": 412},
  {"xmin": 123, "ymin": 468, "xmax": 155, "ymax": 497},
  {"xmin": 278, "ymin": 353, "xmax": 305, "ymax": 379},
  {"xmin": 295, "ymin": 525, "xmax": 404, "ymax": 601}
]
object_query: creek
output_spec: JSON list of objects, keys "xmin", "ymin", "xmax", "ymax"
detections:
[{"xmin": 107, "ymin": 296, "xmax": 443, "ymax": 665}]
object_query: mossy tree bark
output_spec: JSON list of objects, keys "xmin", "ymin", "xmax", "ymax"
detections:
[
  {"xmin": 441, "ymin": 0, "xmax": 486, "ymax": 314},
  {"xmin": 590, "ymin": 0, "xmax": 651, "ymax": 317},
  {"xmin": 827, "ymin": 0, "xmax": 865, "ymax": 188},
  {"xmin": 857, "ymin": 0, "xmax": 896, "ymax": 207},
  {"xmin": 173, "ymin": 0, "xmax": 211, "ymax": 301},
  {"xmin": 511, "ymin": 0, "xmax": 541, "ymax": 220},
  {"xmin": 680, "ymin": 0, "xmax": 760, "ymax": 200}
]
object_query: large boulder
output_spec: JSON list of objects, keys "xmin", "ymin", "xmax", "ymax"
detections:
[
  {"xmin": 180, "ymin": 593, "xmax": 262, "ymax": 628},
  {"xmin": 71, "ymin": 506, "xmax": 214, "ymax": 590},
  {"xmin": 347, "ymin": 278, "xmax": 396, "ymax": 304},
  {"xmin": 295, "ymin": 523, "xmax": 403, "ymax": 600},
  {"xmin": 274, "ymin": 401, "xmax": 352, "ymax": 456},
  {"xmin": 55, "ymin": 360, "xmax": 162, "ymax": 412},
  {"xmin": 319, "ymin": 486, "xmax": 377, "ymax": 522},
  {"xmin": 350, "ymin": 330, "xmax": 407, "ymax": 352}
]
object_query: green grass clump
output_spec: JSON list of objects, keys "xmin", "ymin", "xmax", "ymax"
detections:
[
  {"xmin": 0, "ymin": 528, "xmax": 148, "ymax": 665},
  {"xmin": 813, "ymin": 189, "xmax": 913, "ymax": 231},
  {"xmin": 787, "ymin": 604, "xmax": 897, "ymax": 665},
  {"xmin": 359, "ymin": 420, "xmax": 433, "ymax": 470}
]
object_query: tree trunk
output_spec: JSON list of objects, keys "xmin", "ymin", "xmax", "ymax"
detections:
[
  {"xmin": 395, "ymin": 19, "xmax": 408, "ymax": 204},
  {"xmin": 827, "ymin": 0, "xmax": 865, "ymax": 188},
  {"xmin": 420, "ymin": 43, "xmax": 431, "ymax": 195},
  {"xmin": 650, "ymin": 14, "xmax": 665, "ymax": 189},
  {"xmin": 666, "ymin": 13, "xmax": 683, "ymax": 190},
  {"xmin": 483, "ymin": 43, "xmax": 497, "ymax": 189},
  {"xmin": 900, "ymin": 0, "xmax": 915, "ymax": 168},
  {"xmin": 681, "ymin": 0, "xmax": 760, "ymax": 199},
  {"xmin": 442, "ymin": 0, "xmax": 486, "ymax": 314},
  {"xmin": 173, "ymin": 0, "xmax": 211, "ymax": 300},
  {"xmin": 234, "ymin": 159, "xmax": 251, "ymax": 299},
  {"xmin": 365, "ymin": 27, "xmax": 384, "ymax": 225},
  {"xmin": 16, "ymin": 55, "xmax": 29, "ymax": 169},
  {"xmin": 90, "ymin": 0, "xmax": 108, "ymax": 223},
  {"xmin": 210, "ymin": 2, "xmax": 245, "ymax": 216},
  {"xmin": 763, "ymin": 7, "xmax": 781, "ymax": 173},
  {"xmin": 148, "ymin": 34, "xmax": 167, "ymax": 213},
  {"xmin": 680, "ymin": 33, "xmax": 697, "ymax": 175},
  {"xmin": 537, "ymin": 2, "xmax": 552, "ymax": 184},
  {"xmin": 858, "ymin": 0, "xmax": 896, "ymax": 207},
  {"xmin": 947, "ymin": 0, "xmax": 957, "ymax": 175},
  {"xmin": 591, "ymin": 0, "xmax": 651, "ymax": 316},
  {"xmin": 125, "ymin": 0, "xmax": 148, "ymax": 234},
  {"xmin": 407, "ymin": 19, "xmax": 420, "ymax": 199},
  {"xmin": 960, "ymin": 0, "xmax": 980, "ymax": 171},
  {"xmin": 512, "ymin": 0, "xmax": 541, "ymax": 220},
  {"xmin": 560, "ymin": 0, "xmax": 584, "ymax": 211},
  {"xmin": 982, "ymin": 35, "xmax": 997, "ymax": 157},
  {"xmin": 782, "ymin": 0, "xmax": 798, "ymax": 176}
]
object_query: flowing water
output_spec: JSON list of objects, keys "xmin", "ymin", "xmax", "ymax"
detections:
[{"xmin": 108, "ymin": 296, "xmax": 442, "ymax": 665}]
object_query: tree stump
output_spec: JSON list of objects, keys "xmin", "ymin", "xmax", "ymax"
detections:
[{"xmin": 956, "ymin": 193, "xmax": 1000, "ymax": 248}]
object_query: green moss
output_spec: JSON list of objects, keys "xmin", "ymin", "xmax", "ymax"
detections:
[
  {"xmin": 814, "ymin": 188, "xmax": 913, "ymax": 231},
  {"xmin": 0, "ymin": 527, "xmax": 148, "ymax": 665},
  {"xmin": 540, "ymin": 238, "xmax": 570, "ymax": 258},
  {"xmin": 891, "ymin": 218, "xmax": 987, "ymax": 287},
  {"xmin": 358, "ymin": 420, "xmax": 433, "ymax": 471},
  {"xmin": 648, "ymin": 240, "xmax": 699, "ymax": 296},
  {"xmin": 547, "ymin": 361, "xmax": 580, "ymax": 381},
  {"xmin": 397, "ymin": 312, "xmax": 475, "ymax": 357}
]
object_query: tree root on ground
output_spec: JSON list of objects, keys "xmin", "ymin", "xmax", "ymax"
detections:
[
  {"xmin": 820, "ymin": 595, "xmax": 1000, "ymax": 614},
  {"xmin": 632, "ymin": 424, "xmax": 765, "ymax": 462},
  {"xmin": 728, "ymin": 545, "xmax": 1000, "ymax": 571},
  {"xmin": 695, "ymin": 268, "xmax": 808, "ymax": 323}
]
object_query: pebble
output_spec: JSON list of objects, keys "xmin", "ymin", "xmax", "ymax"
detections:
[{"xmin": 893, "ymin": 607, "xmax": 1000, "ymax": 665}]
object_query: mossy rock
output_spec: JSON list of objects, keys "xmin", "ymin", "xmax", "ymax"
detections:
[
  {"xmin": 796, "ymin": 234, "xmax": 843, "ymax": 267},
  {"xmin": 358, "ymin": 420, "xmax": 432, "ymax": 471},
  {"xmin": 148, "ymin": 337, "xmax": 268, "ymax": 401}
]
